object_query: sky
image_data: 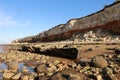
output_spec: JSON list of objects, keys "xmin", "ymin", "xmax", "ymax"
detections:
[{"xmin": 0, "ymin": 0, "xmax": 115, "ymax": 44}]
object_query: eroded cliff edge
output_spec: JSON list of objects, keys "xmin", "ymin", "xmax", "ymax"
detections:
[{"xmin": 13, "ymin": 2, "xmax": 120, "ymax": 43}]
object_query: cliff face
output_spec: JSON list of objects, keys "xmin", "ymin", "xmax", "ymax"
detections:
[{"xmin": 13, "ymin": 2, "xmax": 120, "ymax": 43}]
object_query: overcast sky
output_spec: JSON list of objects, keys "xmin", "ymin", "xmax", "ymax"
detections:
[{"xmin": 0, "ymin": 0, "xmax": 115, "ymax": 44}]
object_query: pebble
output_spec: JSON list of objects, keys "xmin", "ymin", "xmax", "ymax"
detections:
[
  {"xmin": 53, "ymin": 60, "xmax": 60, "ymax": 65},
  {"xmin": 117, "ymin": 54, "xmax": 120, "ymax": 58},
  {"xmin": 46, "ymin": 72, "xmax": 53, "ymax": 76},
  {"xmin": 108, "ymin": 54, "xmax": 113, "ymax": 58},
  {"xmin": 105, "ymin": 67, "xmax": 113, "ymax": 75}
]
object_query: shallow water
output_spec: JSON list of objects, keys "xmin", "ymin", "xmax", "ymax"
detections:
[
  {"xmin": 0, "ymin": 48, "xmax": 3, "ymax": 53},
  {"xmin": 0, "ymin": 45, "xmax": 3, "ymax": 53},
  {"xmin": 18, "ymin": 62, "xmax": 34, "ymax": 72},
  {"xmin": 0, "ymin": 62, "xmax": 34, "ymax": 72},
  {"xmin": 0, "ymin": 62, "xmax": 34, "ymax": 77}
]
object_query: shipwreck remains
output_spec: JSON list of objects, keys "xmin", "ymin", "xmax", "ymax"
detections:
[{"xmin": 19, "ymin": 45, "xmax": 78, "ymax": 59}]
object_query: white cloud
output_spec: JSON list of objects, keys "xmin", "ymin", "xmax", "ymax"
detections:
[{"xmin": 0, "ymin": 12, "xmax": 31, "ymax": 27}]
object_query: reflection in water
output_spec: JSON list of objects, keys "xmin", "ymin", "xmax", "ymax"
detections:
[
  {"xmin": 0, "ymin": 62, "xmax": 34, "ymax": 72},
  {"xmin": 0, "ymin": 62, "xmax": 34, "ymax": 77},
  {"xmin": 0, "ymin": 63, "xmax": 8, "ymax": 77},
  {"xmin": 0, "ymin": 63, "xmax": 8, "ymax": 69},
  {"xmin": 19, "ymin": 62, "xmax": 34, "ymax": 72}
]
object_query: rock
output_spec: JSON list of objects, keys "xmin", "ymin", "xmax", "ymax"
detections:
[
  {"xmin": 53, "ymin": 60, "xmax": 60, "ymax": 65},
  {"xmin": 36, "ymin": 64, "xmax": 48, "ymax": 73},
  {"xmin": 29, "ymin": 78, "xmax": 34, "ymax": 80},
  {"xmin": 3, "ymin": 72, "xmax": 15, "ymax": 79},
  {"xmin": 47, "ymin": 63, "xmax": 56, "ymax": 71},
  {"xmin": 0, "ymin": 70, "xmax": 3, "ymax": 73},
  {"xmin": 96, "ymin": 74, "xmax": 102, "ymax": 80},
  {"xmin": 38, "ymin": 76, "xmax": 48, "ymax": 80},
  {"xmin": 50, "ymin": 73, "xmax": 64, "ymax": 80},
  {"xmin": 108, "ymin": 54, "xmax": 113, "ymax": 58},
  {"xmin": 114, "ymin": 48, "xmax": 120, "ymax": 55},
  {"xmin": 51, "ymin": 69, "xmax": 87, "ymax": 80},
  {"xmin": 12, "ymin": 73, "xmax": 21, "ymax": 80},
  {"xmin": 71, "ymin": 62, "xmax": 77, "ymax": 68},
  {"xmin": 69, "ymin": 74, "xmax": 82, "ymax": 80},
  {"xmin": 105, "ymin": 67, "xmax": 113, "ymax": 75},
  {"xmin": 46, "ymin": 72, "xmax": 53, "ymax": 76},
  {"xmin": 20, "ymin": 45, "xmax": 29, "ymax": 51},
  {"xmin": 76, "ymin": 64, "xmax": 81, "ymax": 69},
  {"xmin": 22, "ymin": 66, "xmax": 29, "ymax": 74},
  {"xmin": 79, "ymin": 66, "xmax": 91, "ymax": 73},
  {"xmin": 117, "ymin": 54, "xmax": 120, "ymax": 58},
  {"xmin": 21, "ymin": 75, "xmax": 29, "ymax": 80},
  {"xmin": 107, "ymin": 74, "xmax": 118, "ymax": 80},
  {"xmin": 8, "ymin": 61, "xmax": 19, "ymax": 71},
  {"xmin": 115, "ymin": 74, "xmax": 120, "ymax": 80},
  {"xmin": 87, "ymin": 48, "xmax": 94, "ymax": 51},
  {"xmin": 113, "ymin": 67, "xmax": 119, "ymax": 73},
  {"xmin": 92, "ymin": 56, "xmax": 108, "ymax": 68}
]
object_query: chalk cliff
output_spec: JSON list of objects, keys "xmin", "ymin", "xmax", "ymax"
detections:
[{"xmin": 13, "ymin": 1, "xmax": 120, "ymax": 43}]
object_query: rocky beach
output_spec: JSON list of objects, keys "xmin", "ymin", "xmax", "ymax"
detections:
[
  {"xmin": 0, "ymin": 1, "xmax": 120, "ymax": 80},
  {"xmin": 0, "ymin": 43, "xmax": 120, "ymax": 80}
]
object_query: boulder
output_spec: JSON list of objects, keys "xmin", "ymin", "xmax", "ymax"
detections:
[{"xmin": 92, "ymin": 56, "xmax": 108, "ymax": 68}]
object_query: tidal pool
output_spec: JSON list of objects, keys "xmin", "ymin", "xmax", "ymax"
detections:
[{"xmin": 0, "ymin": 62, "xmax": 34, "ymax": 77}]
